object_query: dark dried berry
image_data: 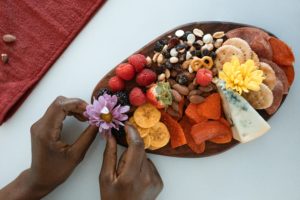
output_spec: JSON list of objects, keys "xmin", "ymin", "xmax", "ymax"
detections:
[
  {"xmin": 175, "ymin": 44, "xmax": 187, "ymax": 51},
  {"xmin": 176, "ymin": 74, "xmax": 189, "ymax": 85},
  {"xmin": 195, "ymin": 50, "xmax": 202, "ymax": 57},
  {"xmin": 202, "ymin": 49, "xmax": 210, "ymax": 57},
  {"xmin": 115, "ymin": 91, "xmax": 129, "ymax": 106},
  {"xmin": 154, "ymin": 41, "xmax": 164, "ymax": 52},
  {"xmin": 167, "ymin": 37, "xmax": 180, "ymax": 49},
  {"xmin": 165, "ymin": 61, "xmax": 174, "ymax": 69},
  {"xmin": 155, "ymin": 66, "xmax": 166, "ymax": 74},
  {"xmin": 210, "ymin": 51, "xmax": 217, "ymax": 59},
  {"xmin": 182, "ymin": 31, "xmax": 192, "ymax": 41},
  {"xmin": 192, "ymin": 42, "xmax": 202, "ymax": 50},
  {"xmin": 190, "ymin": 51, "xmax": 196, "ymax": 56},
  {"xmin": 96, "ymin": 88, "xmax": 112, "ymax": 98},
  {"xmin": 162, "ymin": 50, "xmax": 171, "ymax": 58}
]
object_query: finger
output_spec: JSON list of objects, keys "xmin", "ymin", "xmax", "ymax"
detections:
[
  {"xmin": 100, "ymin": 134, "xmax": 117, "ymax": 182},
  {"xmin": 116, "ymin": 150, "xmax": 127, "ymax": 176},
  {"xmin": 70, "ymin": 125, "xmax": 98, "ymax": 157},
  {"xmin": 147, "ymin": 158, "xmax": 164, "ymax": 189},
  {"xmin": 40, "ymin": 96, "xmax": 87, "ymax": 136},
  {"xmin": 119, "ymin": 123, "xmax": 145, "ymax": 178}
]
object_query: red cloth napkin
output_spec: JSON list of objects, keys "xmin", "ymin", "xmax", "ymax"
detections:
[{"xmin": 0, "ymin": 0, "xmax": 106, "ymax": 125}]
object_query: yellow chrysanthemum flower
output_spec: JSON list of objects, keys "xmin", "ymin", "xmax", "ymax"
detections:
[{"xmin": 218, "ymin": 56, "xmax": 265, "ymax": 94}]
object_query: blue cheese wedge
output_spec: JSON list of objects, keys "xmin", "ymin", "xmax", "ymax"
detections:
[{"xmin": 215, "ymin": 80, "xmax": 271, "ymax": 143}]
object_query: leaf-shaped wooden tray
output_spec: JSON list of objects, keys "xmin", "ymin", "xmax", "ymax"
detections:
[{"xmin": 92, "ymin": 21, "xmax": 292, "ymax": 158}]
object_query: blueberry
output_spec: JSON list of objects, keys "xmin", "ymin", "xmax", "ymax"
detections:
[
  {"xmin": 210, "ymin": 51, "xmax": 217, "ymax": 59},
  {"xmin": 115, "ymin": 91, "xmax": 129, "ymax": 106},
  {"xmin": 96, "ymin": 88, "xmax": 112, "ymax": 98},
  {"xmin": 202, "ymin": 49, "xmax": 210, "ymax": 57},
  {"xmin": 192, "ymin": 42, "xmax": 202, "ymax": 50},
  {"xmin": 165, "ymin": 61, "xmax": 174, "ymax": 69},
  {"xmin": 195, "ymin": 50, "xmax": 202, "ymax": 57},
  {"xmin": 155, "ymin": 66, "xmax": 166, "ymax": 74},
  {"xmin": 162, "ymin": 50, "xmax": 171, "ymax": 58},
  {"xmin": 175, "ymin": 44, "xmax": 187, "ymax": 51},
  {"xmin": 154, "ymin": 41, "xmax": 164, "ymax": 52},
  {"xmin": 190, "ymin": 51, "xmax": 196, "ymax": 56}
]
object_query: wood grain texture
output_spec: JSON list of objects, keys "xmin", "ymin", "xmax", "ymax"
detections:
[{"xmin": 92, "ymin": 21, "xmax": 290, "ymax": 158}]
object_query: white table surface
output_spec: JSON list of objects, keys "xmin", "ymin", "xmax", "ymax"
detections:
[{"xmin": 1, "ymin": 0, "xmax": 300, "ymax": 199}]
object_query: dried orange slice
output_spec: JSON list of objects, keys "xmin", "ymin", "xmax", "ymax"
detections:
[
  {"xmin": 129, "ymin": 117, "xmax": 149, "ymax": 138},
  {"xmin": 134, "ymin": 103, "xmax": 161, "ymax": 128},
  {"xmin": 148, "ymin": 122, "xmax": 170, "ymax": 149}
]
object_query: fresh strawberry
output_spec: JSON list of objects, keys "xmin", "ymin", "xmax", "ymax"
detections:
[
  {"xmin": 146, "ymin": 82, "xmax": 172, "ymax": 109},
  {"xmin": 115, "ymin": 63, "xmax": 135, "ymax": 81},
  {"xmin": 196, "ymin": 68, "xmax": 213, "ymax": 86},
  {"xmin": 128, "ymin": 54, "xmax": 147, "ymax": 72},
  {"xmin": 108, "ymin": 76, "xmax": 125, "ymax": 92},
  {"xmin": 136, "ymin": 69, "xmax": 157, "ymax": 86},
  {"xmin": 129, "ymin": 87, "xmax": 146, "ymax": 106}
]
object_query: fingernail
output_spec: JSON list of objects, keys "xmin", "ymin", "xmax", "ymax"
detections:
[{"xmin": 125, "ymin": 123, "xmax": 139, "ymax": 141}]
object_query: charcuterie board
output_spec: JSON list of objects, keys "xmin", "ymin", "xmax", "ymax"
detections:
[{"xmin": 88, "ymin": 22, "xmax": 295, "ymax": 157}]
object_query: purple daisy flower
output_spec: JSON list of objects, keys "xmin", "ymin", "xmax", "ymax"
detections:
[{"xmin": 84, "ymin": 93, "xmax": 130, "ymax": 134}]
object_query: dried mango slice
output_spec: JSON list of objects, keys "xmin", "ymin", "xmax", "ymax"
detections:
[
  {"xmin": 148, "ymin": 122, "xmax": 170, "ymax": 149},
  {"xmin": 134, "ymin": 103, "xmax": 161, "ymax": 128},
  {"xmin": 129, "ymin": 117, "xmax": 150, "ymax": 138}
]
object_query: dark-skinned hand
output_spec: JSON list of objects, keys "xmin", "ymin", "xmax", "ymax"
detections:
[
  {"xmin": 0, "ymin": 96, "xmax": 98, "ymax": 200},
  {"xmin": 99, "ymin": 123, "xmax": 163, "ymax": 200}
]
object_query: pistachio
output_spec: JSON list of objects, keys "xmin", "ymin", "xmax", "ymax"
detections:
[
  {"xmin": 2, "ymin": 34, "xmax": 16, "ymax": 43},
  {"xmin": 158, "ymin": 73, "xmax": 166, "ymax": 81},
  {"xmin": 196, "ymin": 40, "xmax": 204, "ymax": 46},
  {"xmin": 201, "ymin": 43, "xmax": 214, "ymax": 51},
  {"xmin": 157, "ymin": 53, "xmax": 164, "ymax": 64},
  {"xmin": 165, "ymin": 69, "xmax": 171, "ymax": 79},
  {"xmin": 188, "ymin": 65, "xmax": 194, "ymax": 73},
  {"xmin": 186, "ymin": 51, "xmax": 192, "ymax": 60},
  {"xmin": 171, "ymin": 89, "xmax": 182, "ymax": 102},
  {"xmin": 214, "ymin": 38, "xmax": 223, "ymax": 48},
  {"xmin": 1, "ymin": 53, "xmax": 8, "ymax": 63},
  {"xmin": 162, "ymin": 45, "xmax": 168, "ymax": 52},
  {"xmin": 213, "ymin": 31, "xmax": 225, "ymax": 39},
  {"xmin": 203, "ymin": 34, "xmax": 213, "ymax": 44},
  {"xmin": 146, "ymin": 56, "xmax": 152, "ymax": 65},
  {"xmin": 152, "ymin": 52, "xmax": 160, "ymax": 63},
  {"xmin": 172, "ymin": 84, "xmax": 189, "ymax": 96},
  {"xmin": 193, "ymin": 28, "xmax": 204, "ymax": 37},
  {"xmin": 189, "ymin": 95, "xmax": 205, "ymax": 104}
]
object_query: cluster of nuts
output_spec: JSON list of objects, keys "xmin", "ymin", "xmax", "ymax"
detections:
[{"xmin": 146, "ymin": 28, "xmax": 225, "ymax": 118}]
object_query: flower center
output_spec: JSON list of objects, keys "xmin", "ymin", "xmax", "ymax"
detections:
[{"xmin": 100, "ymin": 113, "xmax": 113, "ymax": 122}]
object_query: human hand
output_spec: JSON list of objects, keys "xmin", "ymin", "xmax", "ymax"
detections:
[
  {"xmin": 0, "ymin": 96, "xmax": 98, "ymax": 200},
  {"xmin": 99, "ymin": 124, "xmax": 163, "ymax": 200}
]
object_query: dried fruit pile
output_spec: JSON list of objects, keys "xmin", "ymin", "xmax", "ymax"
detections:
[{"xmin": 91, "ymin": 25, "xmax": 295, "ymax": 155}]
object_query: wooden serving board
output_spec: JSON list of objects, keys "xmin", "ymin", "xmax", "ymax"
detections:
[{"xmin": 92, "ymin": 21, "xmax": 288, "ymax": 158}]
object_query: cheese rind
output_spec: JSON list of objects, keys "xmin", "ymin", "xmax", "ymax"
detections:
[{"xmin": 216, "ymin": 80, "xmax": 271, "ymax": 143}]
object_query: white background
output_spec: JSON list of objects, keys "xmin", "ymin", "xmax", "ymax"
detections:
[{"xmin": 1, "ymin": 0, "xmax": 300, "ymax": 199}]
